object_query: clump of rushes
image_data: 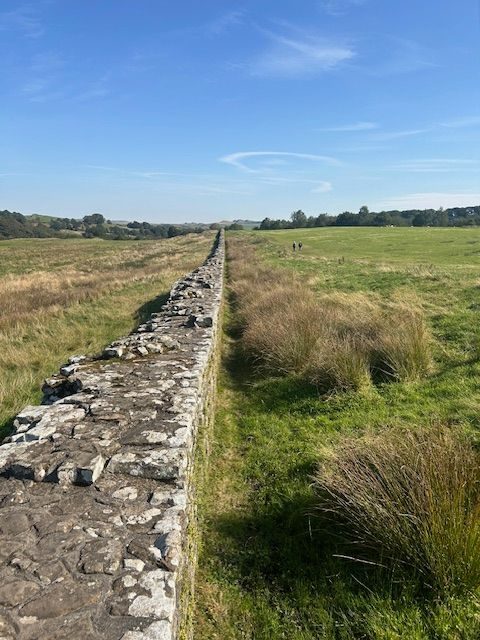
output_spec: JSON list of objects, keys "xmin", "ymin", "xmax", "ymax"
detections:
[
  {"xmin": 315, "ymin": 424, "xmax": 480, "ymax": 595},
  {"xmin": 228, "ymin": 238, "xmax": 431, "ymax": 391}
]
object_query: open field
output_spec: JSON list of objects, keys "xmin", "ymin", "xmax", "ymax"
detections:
[
  {"xmin": 194, "ymin": 227, "xmax": 480, "ymax": 639},
  {"xmin": 0, "ymin": 233, "xmax": 214, "ymax": 434}
]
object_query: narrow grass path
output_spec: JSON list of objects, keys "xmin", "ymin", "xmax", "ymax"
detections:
[{"xmin": 194, "ymin": 270, "xmax": 480, "ymax": 639}]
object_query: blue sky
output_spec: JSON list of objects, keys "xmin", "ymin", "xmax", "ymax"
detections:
[{"xmin": 1, "ymin": 0, "xmax": 479, "ymax": 222}]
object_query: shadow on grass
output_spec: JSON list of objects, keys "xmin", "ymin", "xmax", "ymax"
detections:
[
  {"xmin": 206, "ymin": 463, "xmax": 406, "ymax": 606},
  {"xmin": 135, "ymin": 291, "xmax": 170, "ymax": 326},
  {"xmin": 210, "ymin": 325, "xmax": 412, "ymax": 609},
  {"xmin": 0, "ymin": 416, "xmax": 15, "ymax": 441},
  {"xmin": 0, "ymin": 290, "xmax": 172, "ymax": 440}
]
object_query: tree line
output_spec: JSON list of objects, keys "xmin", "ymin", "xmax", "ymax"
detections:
[
  {"xmin": 258, "ymin": 205, "xmax": 480, "ymax": 230},
  {"xmin": 0, "ymin": 211, "xmax": 208, "ymax": 240}
]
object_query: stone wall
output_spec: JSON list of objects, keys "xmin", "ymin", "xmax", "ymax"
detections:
[{"xmin": 0, "ymin": 231, "xmax": 224, "ymax": 639}]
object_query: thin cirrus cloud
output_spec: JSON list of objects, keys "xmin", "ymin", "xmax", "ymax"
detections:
[
  {"xmin": 392, "ymin": 158, "xmax": 478, "ymax": 173},
  {"xmin": 319, "ymin": 0, "xmax": 368, "ymax": 17},
  {"xmin": 249, "ymin": 29, "xmax": 355, "ymax": 77},
  {"xmin": 311, "ymin": 181, "xmax": 333, "ymax": 193},
  {"xmin": 256, "ymin": 175, "xmax": 333, "ymax": 193},
  {"xmin": 219, "ymin": 151, "xmax": 341, "ymax": 172},
  {"xmin": 208, "ymin": 10, "xmax": 245, "ymax": 35},
  {"xmin": 377, "ymin": 193, "xmax": 480, "ymax": 210},
  {"xmin": 366, "ymin": 37, "xmax": 437, "ymax": 77},
  {"xmin": 83, "ymin": 165, "xmax": 254, "ymax": 196},
  {"xmin": 372, "ymin": 128, "xmax": 431, "ymax": 141},
  {"xmin": 317, "ymin": 121, "xmax": 378, "ymax": 132},
  {"xmin": 440, "ymin": 115, "xmax": 480, "ymax": 129},
  {"xmin": 0, "ymin": 5, "xmax": 44, "ymax": 38}
]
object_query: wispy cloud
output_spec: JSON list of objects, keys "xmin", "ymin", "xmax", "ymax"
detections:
[
  {"xmin": 319, "ymin": 0, "xmax": 368, "ymax": 17},
  {"xmin": 392, "ymin": 158, "xmax": 478, "ymax": 173},
  {"xmin": 317, "ymin": 121, "xmax": 378, "ymax": 132},
  {"xmin": 250, "ymin": 28, "xmax": 355, "ymax": 77},
  {"xmin": 19, "ymin": 51, "xmax": 66, "ymax": 101},
  {"xmin": 220, "ymin": 151, "xmax": 340, "ymax": 172},
  {"xmin": 88, "ymin": 158, "xmax": 337, "ymax": 198},
  {"xmin": 208, "ymin": 10, "xmax": 245, "ymax": 35},
  {"xmin": 0, "ymin": 5, "xmax": 44, "ymax": 38},
  {"xmin": 254, "ymin": 175, "xmax": 334, "ymax": 193},
  {"xmin": 368, "ymin": 37, "xmax": 437, "ymax": 76},
  {"xmin": 311, "ymin": 181, "xmax": 333, "ymax": 193},
  {"xmin": 20, "ymin": 50, "xmax": 111, "ymax": 104},
  {"xmin": 440, "ymin": 115, "xmax": 480, "ymax": 129},
  {"xmin": 73, "ymin": 75, "xmax": 110, "ymax": 102},
  {"xmin": 83, "ymin": 164, "xmax": 255, "ymax": 196},
  {"xmin": 373, "ymin": 128, "xmax": 430, "ymax": 141},
  {"xmin": 377, "ymin": 193, "xmax": 480, "ymax": 210}
]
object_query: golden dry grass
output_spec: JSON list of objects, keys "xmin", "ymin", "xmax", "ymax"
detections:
[
  {"xmin": 227, "ymin": 236, "xmax": 431, "ymax": 391},
  {"xmin": 0, "ymin": 233, "xmax": 214, "ymax": 430}
]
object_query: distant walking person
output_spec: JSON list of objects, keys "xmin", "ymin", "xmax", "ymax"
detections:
[
  {"xmin": 298, "ymin": 241, "xmax": 303, "ymax": 251},
  {"xmin": 292, "ymin": 241, "xmax": 296, "ymax": 252}
]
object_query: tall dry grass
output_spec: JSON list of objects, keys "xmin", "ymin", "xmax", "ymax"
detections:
[
  {"xmin": 227, "ymin": 237, "xmax": 431, "ymax": 391},
  {"xmin": 315, "ymin": 424, "xmax": 480, "ymax": 595},
  {"xmin": 0, "ymin": 235, "xmax": 212, "ymax": 329},
  {"xmin": 0, "ymin": 233, "xmax": 213, "ymax": 430}
]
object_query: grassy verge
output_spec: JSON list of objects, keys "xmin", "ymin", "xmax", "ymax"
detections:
[
  {"xmin": 0, "ymin": 233, "xmax": 213, "ymax": 433},
  {"xmin": 194, "ymin": 229, "xmax": 480, "ymax": 639}
]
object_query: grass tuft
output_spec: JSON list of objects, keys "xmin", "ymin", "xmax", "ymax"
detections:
[
  {"xmin": 315, "ymin": 424, "xmax": 480, "ymax": 595},
  {"xmin": 228, "ymin": 237, "xmax": 431, "ymax": 391}
]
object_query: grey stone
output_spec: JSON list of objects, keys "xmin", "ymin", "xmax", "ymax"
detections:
[
  {"xmin": 57, "ymin": 453, "xmax": 105, "ymax": 485},
  {"xmin": 20, "ymin": 580, "xmax": 103, "ymax": 618},
  {"xmin": 0, "ymin": 231, "xmax": 225, "ymax": 639},
  {"xmin": 0, "ymin": 513, "xmax": 30, "ymax": 535},
  {"xmin": 124, "ymin": 558, "xmax": 145, "ymax": 572},
  {"xmin": 107, "ymin": 449, "xmax": 186, "ymax": 481},
  {"xmin": 104, "ymin": 346, "xmax": 124, "ymax": 359},
  {"xmin": 0, "ymin": 614, "xmax": 17, "ymax": 640},
  {"xmin": 127, "ymin": 570, "xmax": 176, "ymax": 621},
  {"xmin": 79, "ymin": 538, "xmax": 124, "ymax": 574},
  {"xmin": 0, "ymin": 580, "xmax": 40, "ymax": 607},
  {"xmin": 112, "ymin": 486, "xmax": 138, "ymax": 501},
  {"xmin": 60, "ymin": 364, "xmax": 77, "ymax": 376},
  {"xmin": 68, "ymin": 355, "xmax": 87, "ymax": 365},
  {"xmin": 121, "ymin": 620, "xmax": 173, "ymax": 640}
]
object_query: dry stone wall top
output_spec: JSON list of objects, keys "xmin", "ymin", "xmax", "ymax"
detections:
[{"xmin": 0, "ymin": 231, "xmax": 224, "ymax": 640}]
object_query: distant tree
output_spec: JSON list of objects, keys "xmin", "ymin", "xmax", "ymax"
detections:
[
  {"xmin": 226, "ymin": 222, "xmax": 244, "ymax": 230},
  {"xmin": 50, "ymin": 219, "xmax": 67, "ymax": 231},
  {"xmin": 359, "ymin": 205, "xmax": 369, "ymax": 216},
  {"xmin": 336, "ymin": 211, "xmax": 358, "ymax": 226},
  {"xmin": 433, "ymin": 207, "xmax": 449, "ymax": 227},
  {"xmin": 83, "ymin": 213, "xmax": 105, "ymax": 226},
  {"xmin": 291, "ymin": 210, "xmax": 307, "ymax": 228},
  {"xmin": 314, "ymin": 213, "xmax": 332, "ymax": 227},
  {"xmin": 413, "ymin": 210, "xmax": 434, "ymax": 227},
  {"xmin": 372, "ymin": 212, "xmax": 392, "ymax": 226},
  {"xmin": 110, "ymin": 225, "xmax": 130, "ymax": 240},
  {"xmin": 209, "ymin": 223, "xmax": 222, "ymax": 230},
  {"xmin": 88, "ymin": 222, "xmax": 108, "ymax": 238}
]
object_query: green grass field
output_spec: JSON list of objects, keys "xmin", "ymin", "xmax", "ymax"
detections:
[
  {"xmin": 194, "ymin": 227, "xmax": 480, "ymax": 639},
  {"xmin": 0, "ymin": 233, "xmax": 213, "ymax": 434}
]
